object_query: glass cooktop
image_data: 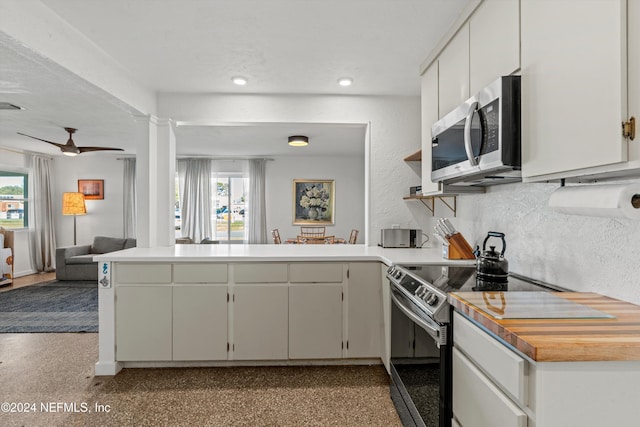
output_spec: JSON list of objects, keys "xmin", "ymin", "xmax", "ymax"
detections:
[{"xmin": 398, "ymin": 265, "xmax": 568, "ymax": 294}]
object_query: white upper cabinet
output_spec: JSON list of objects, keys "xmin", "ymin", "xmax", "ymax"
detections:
[
  {"xmin": 421, "ymin": 62, "xmax": 442, "ymax": 195},
  {"xmin": 438, "ymin": 24, "xmax": 470, "ymax": 118},
  {"xmin": 521, "ymin": 0, "xmax": 629, "ymax": 180},
  {"xmin": 469, "ymin": 0, "xmax": 520, "ymax": 95}
]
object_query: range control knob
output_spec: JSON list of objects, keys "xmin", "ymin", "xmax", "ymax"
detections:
[{"xmin": 425, "ymin": 293, "xmax": 439, "ymax": 306}]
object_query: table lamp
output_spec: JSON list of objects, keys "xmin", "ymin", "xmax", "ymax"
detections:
[{"xmin": 62, "ymin": 192, "xmax": 86, "ymax": 245}]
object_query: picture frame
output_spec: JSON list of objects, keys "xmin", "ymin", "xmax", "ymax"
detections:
[
  {"xmin": 78, "ymin": 179, "xmax": 104, "ymax": 200},
  {"xmin": 293, "ymin": 179, "xmax": 335, "ymax": 225}
]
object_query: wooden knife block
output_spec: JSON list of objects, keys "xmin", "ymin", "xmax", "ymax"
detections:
[{"xmin": 444, "ymin": 233, "xmax": 475, "ymax": 260}]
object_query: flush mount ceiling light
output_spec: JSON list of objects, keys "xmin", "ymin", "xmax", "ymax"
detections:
[
  {"xmin": 337, "ymin": 77, "xmax": 353, "ymax": 87},
  {"xmin": 232, "ymin": 76, "xmax": 248, "ymax": 86},
  {"xmin": 288, "ymin": 135, "xmax": 309, "ymax": 147}
]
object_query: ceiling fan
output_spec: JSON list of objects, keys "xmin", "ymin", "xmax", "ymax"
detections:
[{"xmin": 17, "ymin": 127, "xmax": 124, "ymax": 156}]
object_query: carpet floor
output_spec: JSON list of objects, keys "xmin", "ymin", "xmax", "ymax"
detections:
[
  {"xmin": 0, "ymin": 280, "xmax": 97, "ymax": 333},
  {"xmin": 0, "ymin": 334, "xmax": 401, "ymax": 427}
]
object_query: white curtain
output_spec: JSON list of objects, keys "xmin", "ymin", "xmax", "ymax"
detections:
[
  {"xmin": 123, "ymin": 158, "xmax": 136, "ymax": 238},
  {"xmin": 31, "ymin": 155, "xmax": 56, "ymax": 272},
  {"xmin": 178, "ymin": 159, "xmax": 212, "ymax": 242},
  {"xmin": 247, "ymin": 159, "xmax": 267, "ymax": 243}
]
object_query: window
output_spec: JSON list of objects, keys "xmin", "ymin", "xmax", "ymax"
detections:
[
  {"xmin": 175, "ymin": 171, "xmax": 248, "ymax": 242},
  {"xmin": 0, "ymin": 171, "xmax": 28, "ymax": 229},
  {"xmin": 213, "ymin": 174, "xmax": 247, "ymax": 242}
]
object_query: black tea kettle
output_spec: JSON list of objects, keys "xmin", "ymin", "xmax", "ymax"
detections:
[{"xmin": 476, "ymin": 231, "xmax": 509, "ymax": 286}]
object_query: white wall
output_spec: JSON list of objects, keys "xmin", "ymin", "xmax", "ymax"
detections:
[
  {"xmin": 450, "ymin": 181, "xmax": 640, "ymax": 305},
  {"xmin": 52, "ymin": 155, "xmax": 125, "ymax": 247},
  {"xmin": 266, "ymin": 155, "xmax": 365, "ymax": 242}
]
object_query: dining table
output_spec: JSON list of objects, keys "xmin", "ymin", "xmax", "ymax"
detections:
[{"xmin": 285, "ymin": 236, "xmax": 346, "ymax": 244}]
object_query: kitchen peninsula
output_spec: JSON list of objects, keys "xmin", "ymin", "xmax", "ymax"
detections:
[{"xmin": 94, "ymin": 244, "xmax": 470, "ymax": 376}]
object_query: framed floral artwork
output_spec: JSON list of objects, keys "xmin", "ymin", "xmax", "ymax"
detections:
[{"xmin": 293, "ymin": 179, "xmax": 335, "ymax": 225}]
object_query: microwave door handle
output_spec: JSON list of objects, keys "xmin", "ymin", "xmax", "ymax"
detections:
[{"xmin": 464, "ymin": 101, "xmax": 479, "ymax": 166}]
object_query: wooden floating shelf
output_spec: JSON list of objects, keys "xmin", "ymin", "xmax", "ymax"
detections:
[
  {"xmin": 403, "ymin": 194, "xmax": 457, "ymax": 216},
  {"xmin": 403, "ymin": 150, "xmax": 422, "ymax": 162}
]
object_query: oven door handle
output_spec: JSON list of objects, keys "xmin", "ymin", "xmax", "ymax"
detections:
[{"xmin": 391, "ymin": 290, "xmax": 447, "ymax": 346}]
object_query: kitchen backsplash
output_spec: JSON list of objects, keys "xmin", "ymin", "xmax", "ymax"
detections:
[{"xmin": 452, "ymin": 181, "xmax": 640, "ymax": 305}]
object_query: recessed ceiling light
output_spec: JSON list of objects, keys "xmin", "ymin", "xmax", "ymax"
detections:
[
  {"xmin": 288, "ymin": 135, "xmax": 309, "ymax": 147},
  {"xmin": 232, "ymin": 76, "xmax": 248, "ymax": 86},
  {"xmin": 338, "ymin": 77, "xmax": 353, "ymax": 87}
]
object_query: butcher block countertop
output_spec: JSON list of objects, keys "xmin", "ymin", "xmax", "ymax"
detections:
[{"xmin": 449, "ymin": 291, "xmax": 640, "ymax": 362}]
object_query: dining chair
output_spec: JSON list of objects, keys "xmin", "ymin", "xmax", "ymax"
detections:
[
  {"xmin": 348, "ymin": 229, "xmax": 359, "ymax": 244},
  {"xmin": 271, "ymin": 228, "xmax": 282, "ymax": 244},
  {"xmin": 300, "ymin": 226, "xmax": 325, "ymax": 237},
  {"xmin": 200, "ymin": 238, "xmax": 219, "ymax": 244}
]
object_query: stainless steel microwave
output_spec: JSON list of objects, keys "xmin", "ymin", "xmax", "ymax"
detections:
[{"xmin": 430, "ymin": 76, "xmax": 521, "ymax": 186}]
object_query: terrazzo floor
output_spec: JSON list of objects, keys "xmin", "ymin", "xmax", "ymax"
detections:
[{"xmin": 0, "ymin": 333, "xmax": 402, "ymax": 427}]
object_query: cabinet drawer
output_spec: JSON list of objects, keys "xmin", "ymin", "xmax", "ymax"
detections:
[
  {"xmin": 453, "ymin": 348, "xmax": 527, "ymax": 427},
  {"xmin": 174, "ymin": 263, "xmax": 227, "ymax": 283},
  {"xmin": 453, "ymin": 312, "xmax": 528, "ymax": 405},
  {"xmin": 289, "ymin": 263, "xmax": 343, "ymax": 283},
  {"xmin": 233, "ymin": 263, "xmax": 287, "ymax": 283},
  {"xmin": 116, "ymin": 263, "xmax": 171, "ymax": 284}
]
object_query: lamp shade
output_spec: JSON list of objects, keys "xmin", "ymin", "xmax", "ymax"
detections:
[{"xmin": 62, "ymin": 192, "xmax": 87, "ymax": 215}]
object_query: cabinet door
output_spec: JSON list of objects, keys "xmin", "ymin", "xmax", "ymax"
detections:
[
  {"xmin": 346, "ymin": 263, "xmax": 382, "ymax": 358},
  {"xmin": 380, "ymin": 265, "xmax": 392, "ymax": 373},
  {"xmin": 173, "ymin": 285, "xmax": 228, "ymax": 361},
  {"xmin": 233, "ymin": 284, "xmax": 288, "ymax": 360},
  {"xmin": 421, "ymin": 61, "xmax": 442, "ymax": 195},
  {"xmin": 629, "ymin": 0, "xmax": 639, "ymax": 164},
  {"xmin": 453, "ymin": 348, "xmax": 527, "ymax": 427},
  {"xmin": 116, "ymin": 286, "xmax": 172, "ymax": 361},
  {"xmin": 469, "ymin": 0, "xmax": 520, "ymax": 95},
  {"xmin": 289, "ymin": 284, "xmax": 343, "ymax": 359},
  {"xmin": 521, "ymin": 0, "xmax": 627, "ymax": 179},
  {"xmin": 438, "ymin": 23, "xmax": 470, "ymax": 118}
]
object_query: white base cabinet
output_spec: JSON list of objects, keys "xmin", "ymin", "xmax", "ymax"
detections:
[
  {"xmin": 116, "ymin": 286, "xmax": 173, "ymax": 361},
  {"xmin": 453, "ymin": 311, "xmax": 640, "ymax": 427},
  {"xmin": 232, "ymin": 284, "xmax": 288, "ymax": 360},
  {"xmin": 173, "ymin": 285, "xmax": 228, "ymax": 361},
  {"xmin": 289, "ymin": 284, "xmax": 343, "ymax": 359},
  {"xmin": 112, "ymin": 262, "xmax": 382, "ymax": 365},
  {"xmin": 346, "ymin": 262, "xmax": 382, "ymax": 358}
]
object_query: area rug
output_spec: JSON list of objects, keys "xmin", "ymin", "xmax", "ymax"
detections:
[{"xmin": 0, "ymin": 280, "xmax": 97, "ymax": 333}]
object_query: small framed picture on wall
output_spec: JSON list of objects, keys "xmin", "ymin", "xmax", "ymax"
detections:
[{"xmin": 78, "ymin": 179, "xmax": 104, "ymax": 200}]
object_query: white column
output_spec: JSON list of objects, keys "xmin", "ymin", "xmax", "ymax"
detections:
[{"xmin": 134, "ymin": 115, "xmax": 176, "ymax": 248}]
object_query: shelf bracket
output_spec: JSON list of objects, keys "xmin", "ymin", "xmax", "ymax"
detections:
[
  {"xmin": 418, "ymin": 197, "xmax": 435, "ymax": 215},
  {"xmin": 436, "ymin": 196, "xmax": 457, "ymax": 217}
]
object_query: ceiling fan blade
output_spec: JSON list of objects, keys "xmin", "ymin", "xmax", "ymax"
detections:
[
  {"xmin": 77, "ymin": 146, "xmax": 125, "ymax": 153},
  {"xmin": 16, "ymin": 132, "xmax": 65, "ymax": 148}
]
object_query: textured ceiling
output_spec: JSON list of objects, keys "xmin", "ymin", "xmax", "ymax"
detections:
[{"xmin": 0, "ymin": 0, "xmax": 468, "ymax": 157}]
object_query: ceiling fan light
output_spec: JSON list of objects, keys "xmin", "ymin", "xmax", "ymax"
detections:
[
  {"xmin": 288, "ymin": 135, "xmax": 309, "ymax": 147},
  {"xmin": 62, "ymin": 151, "xmax": 79, "ymax": 156}
]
